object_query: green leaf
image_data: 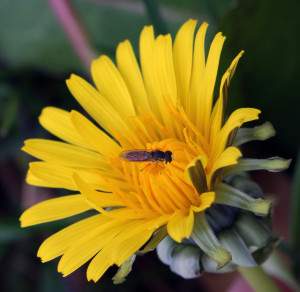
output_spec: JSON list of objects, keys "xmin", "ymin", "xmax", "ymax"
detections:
[
  {"xmin": 0, "ymin": 0, "xmax": 80, "ymax": 73},
  {"xmin": 215, "ymin": 183, "xmax": 272, "ymax": 216},
  {"xmin": 0, "ymin": 0, "xmax": 189, "ymax": 74}
]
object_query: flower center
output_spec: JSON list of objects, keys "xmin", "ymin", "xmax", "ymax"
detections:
[
  {"xmin": 109, "ymin": 103, "xmax": 216, "ymax": 218},
  {"xmin": 114, "ymin": 138, "xmax": 204, "ymax": 218}
]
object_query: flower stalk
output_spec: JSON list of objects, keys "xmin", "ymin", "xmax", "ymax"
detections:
[{"xmin": 237, "ymin": 266, "xmax": 280, "ymax": 292}]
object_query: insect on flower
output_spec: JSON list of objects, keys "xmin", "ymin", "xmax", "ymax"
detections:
[{"xmin": 119, "ymin": 149, "xmax": 173, "ymax": 164}]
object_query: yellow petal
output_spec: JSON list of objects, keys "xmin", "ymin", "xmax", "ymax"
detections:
[
  {"xmin": 139, "ymin": 25, "xmax": 163, "ymax": 122},
  {"xmin": 210, "ymin": 51, "xmax": 244, "ymax": 141},
  {"xmin": 39, "ymin": 107, "xmax": 90, "ymax": 149},
  {"xmin": 153, "ymin": 34, "xmax": 178, "ymax": 133},
  {"xmin": 189, "ymin": 22, "xmax": 208, "ymax": 123},
  {"xmin": 197, "ymin": 32, "xmax": 226, "ymax": 132},
  {"xmin": 210, "ymin": 146, "xmax": 242, "ymax": 175},
  {"xmin": 148, "ymin": 214, "xmax": 170, "ymax": 230},
  {"xmin": 209, "ymin": 71, "xmax": 228, "ymax": 142},
  {"xmin": 207, "ymin": 146, "xmax": 242, "ymax": 188},
  {"xmin": 70, "ymin": 110, "xmax": 122, "ymax": 158},
  {"xmin": 100, "ymin": 208, "xmax": 147, "ymax": 220},
  {"xmin": 191, "ymin": 192, "xmax": 215, "ymax": 212},
  {"xmin": 86, "ymin": 249, "xmax": 111, "ymax": 282},
  {"xmin": 38, "ymin": 214, "xmax": 108, "ymax": 262},
  {"xmin": 66, "ymin": 74, "xmax": 131, "ymax": 137},
  {"xmin": 157, "ymin": 173, "xmax": 191, "ymax": 210},
  {"xmin": 26, "ymin": 170, "xmax": 53, "ymax": 188},
  {"xmin": 91, "ymin": 55, "xmax": 136, "ymax": 117},
  {"xmin": 140, "ymin": 28, "xmax": 177, "ymax": 130},
  {"xmin": 116, "ymin": 40, "xmax": 152, "ymax": 115},
  {"xmin": 72, "ymin": 173, "xmax": 124, "ymax": 210},
  {"xmin": 22, "ymin": 139, "xmax": 107, "ymax": 168},
  {"xmin": 167, "ymin": 209, "xmax": 194, "ymax": 242},
  {"xmin": 112, "ymin": 223, "xmax": 154, "ymax": 265},
  {"xmin": 20, "ymin": 195, "xmax": 91, "ymax": 227},
  {"xmin": 173, "ymin": 19, "xmax": 197, "ymax": 108},
  {"xmin": 86, "ymin": 220, "xmax": 146, "ymax": 281},
  {"xmin": 155, "ymin": 34, "xmax": 177, "ymax": 105},
  {"xmin": 212, "ymin": 108, "xmax": 261, "ymax": 159},
  {"xmin": 58, "ymin": 219, "xmax": 128, "ymax": 277},
  {"xmin": 27, "ymin": 162, "xmax": 114, "ymax": 192}
]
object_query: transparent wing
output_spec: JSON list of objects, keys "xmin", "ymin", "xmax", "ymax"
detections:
[{"xmin": 119, "ymin": 149, "xmax": 152, "ymax": 162}]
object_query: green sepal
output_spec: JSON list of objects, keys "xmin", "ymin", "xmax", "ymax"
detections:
[
  {"xmin": 225, "ymin": 173, "xmax": 263, "ymax": 198},
  {"xmin": 137, "ymin": 226, "xmax": 167, "ymax": 255},
  {"xmin": 235, "ymin": 213, "xmax": 272, "ymax": 247},
  {"xmin": 233, "ymin": 122, "xmax": 276, "ymax": 147},
  {"xmin": 252, "ymin": 237, "xmax": 280, "ymax": 265},
  {"xmin": 156, "ymin": 235, "xmax": 179, "ymax": 265},
  {"xmin": 170, "ymin": 245, "xmax": 203, "ymax": 279},
  {"xmin": 202, "ymin": 253, "xmax": 237, "ymax": 273},
  {"xmin": 191, "ymin": 212, "xmax": 232, "ymax": 269},
  {"xmin": 218, "ymin": 228, "xmax": 257, "ymax": 267},
  {"xmin": 112, "ymin": 255, "xmax": 136, "ymax": 284},
  {"xmin": 215, "ymin": 183, "xmax": 272, "ymax": 216},
  {"xmin": 220, "ymin": 157, "xmax": 292, "ymax": 179}
]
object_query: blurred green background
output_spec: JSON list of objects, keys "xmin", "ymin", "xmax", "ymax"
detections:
[{"xmin": 0, "ymin": 0, "xmax": 299, "ymax": 291}]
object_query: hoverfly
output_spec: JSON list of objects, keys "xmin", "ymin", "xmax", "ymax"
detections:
[{"xmin": 119, "ymin": 149, "xmax": 173, "ymax": 168}]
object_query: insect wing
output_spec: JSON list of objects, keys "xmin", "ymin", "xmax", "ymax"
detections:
[{"xmin": 119, "ymin": 150, "xmax": 152, "ymax": 162}]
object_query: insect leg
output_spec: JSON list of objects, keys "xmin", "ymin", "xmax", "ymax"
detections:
[{"xmin": 140, "ymin": 162, "xmax": 152, "ymax": 171}]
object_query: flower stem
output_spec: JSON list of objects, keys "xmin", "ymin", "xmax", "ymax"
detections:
[{"xmin": 237, "ymin": 266, "xmax": 280, "ymax": 292}]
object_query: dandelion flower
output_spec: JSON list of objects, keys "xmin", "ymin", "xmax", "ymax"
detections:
[{"xmin": 20, "ymin": 20, "xmax": 290, "ymax": 282}]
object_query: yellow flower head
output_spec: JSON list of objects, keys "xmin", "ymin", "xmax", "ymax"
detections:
[{"xmin": 20, "ymin": 20, "xmax": 275, "ymax": 282}]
